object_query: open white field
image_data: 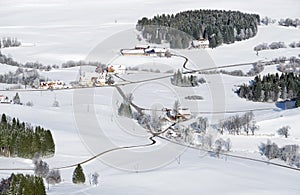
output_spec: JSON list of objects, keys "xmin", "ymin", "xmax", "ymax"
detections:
[{"xmin": 0, "ymin": 0, "xmax": 300, "ymax": 194}]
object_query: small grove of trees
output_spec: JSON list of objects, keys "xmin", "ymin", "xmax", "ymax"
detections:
[
  {"xmin": 277, "ymin": 56, "xmax": 300, "ymax": 74},
  {"xmin": 278, "ymin": 18, "xmax": 300, "ymax": 27},
  {"xmin": 260, "ymin": 16, "xmax": 276, "ymax": 25},
  {"xmin": 217, "ymin": 112, "xmax": 258, "ymax": 135},
  {"xmin": 219, "ymin": 61, "xmax": 264, "ymax": 77},
  {"xmin": 190, "ymin": 116, "xmax": 209, "ymax": 134},
  {"xmin": 254, "ymin": 41, "xmax": 300, "ymax": 52},
  {"xmin": 32, "ymin": 152, "xmax": 61, "ymax": 190},
  {"xmin": 214, "ymin": 138, "xmax": 232, "ymax": 158},
  {"xmin": 137, "ymin": 9, "xmax": 259, "ymax": 48},
  {"xmin": 46, "ymin": 169, "xmax": 62, "ymax": 189},
  {"xmin": 0, "ymin": 67, "xmax": 40, "ymax": 87},
  {"xmin": 0, "ymin": 113, "xmax": 55, "ymax": 158},
  {"xmin": 238, "ymin": 73, "xmax": 300, "ymax": 103},
  {"xmin": 0, "ymin": 37, "xmax": 21, "ymax": 48},
  {"xmin": 171, "ymin": 69, "xmax": 205, "ymax": 87},
  {"xmin": 259, "ymin": 140, "xmax": 300, "ymax": 168},
  {"xmin": 254, "ymin": 41, "xmax": 287, "ymax": 52},
  {"xmin": 73, "ymin": 164, "xmax": 86, "ymax": 184},
  {"xmin": 0, "ymin": 173, "xmax": 46, "ymax": 195}
]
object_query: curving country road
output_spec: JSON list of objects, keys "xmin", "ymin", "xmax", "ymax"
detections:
[{"xmin": 0, "ymin": 53, "xmax": 297, "ymax": 173}]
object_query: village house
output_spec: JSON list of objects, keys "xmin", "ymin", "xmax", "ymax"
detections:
[{"xmin": 0, "ymin": 95, "xmax": 11, "ymax": 104}]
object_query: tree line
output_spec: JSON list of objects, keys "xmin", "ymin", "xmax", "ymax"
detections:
[
  {"xmin": 259, "ymin": 140, "xmax": 299, "ymax": 168},
  {"xmin": 278, "ymin": 18, "xmax": 300, "ymax": 27},
  {"xmin": 136, "ymin": 9, "xmax": 259, "ymax": 48},
  {"xmin": 0, "ymin": 51, "xmax": 58, "ymax": 70},
  {"xmin": 238, "ymin": 73, "xmax": 300, "ymax": 105},
  {"xmin": 217, "ymin": 112, "xmax": 258, "ymax": 135},
  {"xmin": 0, "ymin": 37, "xmax": 21, "ymax": 48},
  {"xmin": 0, "ymin": 51, "xmax": 104, "ymax": 71},
  {"xmin": 254, "ymin": 41, "xmax": 300, "ymax": 52},
  {"xmin": 171, "ymin": 69, "xmax": 205, "ymax": 87},
  {"xmin": 0, "ymin": 67, "xmax": 40, "ymax": 88},
  {"xmin": 0, "ymin": 113, "xmax": 55, "ymax": 159}
]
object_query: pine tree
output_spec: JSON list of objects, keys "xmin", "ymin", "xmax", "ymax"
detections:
[{"xmin": 72, "ymin": 164, "xmax": 85, "ymax": 184}]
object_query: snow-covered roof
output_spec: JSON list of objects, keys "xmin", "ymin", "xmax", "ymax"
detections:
[
  {"xmin": 192, "ymin": 39, "xmax": 209, "ymax": 46},
  {"xmin": 135, "ymin": 45, "xmax": 150, "ymax": 49},
  {"xmin": 122, "ymin": 49, "xmax": 145, "ymax": 54}
]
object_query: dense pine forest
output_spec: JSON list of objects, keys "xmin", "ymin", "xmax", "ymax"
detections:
[
  {"xmin": 0, "ymin": 113, "xmax": 55, "ymax": 158},
  {"xmin": 0, "ymin": 173, "xmax": 46, "ymax": 195},
  {"xmin": 136, "ymin": 9, "xmax": 259, "ymax": 48},
  {"xmin": 237, "ymin": 73, "xmax": 300, "ymax": 106}
]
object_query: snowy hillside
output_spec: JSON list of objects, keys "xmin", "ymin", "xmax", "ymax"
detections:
[{"xmin": 0, "ymin": 0, "xmax": 300, "ymax": 195}]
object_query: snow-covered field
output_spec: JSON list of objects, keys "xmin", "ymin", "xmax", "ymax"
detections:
[{"xmin": 0, "ymin": 0, "xmax": 300, "ymax": 194}]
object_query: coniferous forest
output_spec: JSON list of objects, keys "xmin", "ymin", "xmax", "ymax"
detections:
[
  {"xmin": 136, "ymin": 9, "xmax": 259, "ymax": 48},
  {"xmin": 0, "ymin": 113, "xmax": 55, "ymax": 159},
  {"xmin": 0, "ymin": 173, "xmax": 46, "ymax": 195},
  {"xmin": 237, "ymin": 73, "xmax": 300, "ymax": 105}
]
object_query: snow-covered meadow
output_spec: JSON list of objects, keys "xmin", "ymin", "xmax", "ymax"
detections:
[{"xmin": 0, "ymin": 0, "xmax": 300, "ymax": 194}]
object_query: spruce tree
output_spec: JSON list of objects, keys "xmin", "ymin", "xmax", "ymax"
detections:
[
  {"xmin": 1, "ymin": 113, "xmax": 7, "ymax": 125},
  {"xmin": 13, "ymin": 92, "xmax": 21, "ymax": 104},
  {"xmin": 72, "ymin": 164, "xmax": 85, "ymax": 184}
]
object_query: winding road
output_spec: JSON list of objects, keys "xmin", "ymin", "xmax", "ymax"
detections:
[{"xmin": 0, "ymin": 52, "xmax": 298, "ymax": 173}]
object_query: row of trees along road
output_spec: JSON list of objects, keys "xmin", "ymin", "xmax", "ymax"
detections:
[{"xmin": 136, "ymin": 9, "xmax": 259, "ymax": 48}]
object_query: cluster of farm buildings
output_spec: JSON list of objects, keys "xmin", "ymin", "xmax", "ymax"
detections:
[{"xmin": 121, "ymin": 45, "xmax": 170, "ymax": 57}]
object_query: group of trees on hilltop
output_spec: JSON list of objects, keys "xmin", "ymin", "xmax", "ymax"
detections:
[
  {"xmin": 238, "ymin": 73, "xmax": 300, "ymax": 104},
  {"xmin": 259, "ymin": 140, "xmax": 300, "ymax": 168},
  {"xmin": 0, "ymin": 37, "xmax": 21, "ymax": 48},
  {"xmin": 136, "ymin": 9, "xmax": 259, "ymax": 48},
  {"xmin": 0, "ymin": 113, "xmax": 55, "ymax": 159}
]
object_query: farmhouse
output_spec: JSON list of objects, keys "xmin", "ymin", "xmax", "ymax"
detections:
[
  {"xmin": 108, "ymin": 65, "xmax": 126, "ymax": 74},
  {"xmin": 164, "ymin": 107, "xmax": 191, "ymax": 121},
  {"xmin": 121, "ymin": 45, "xmax": 169, "ymax": 57},
  {"xmin": 121, "ymin": 49, "xmax": 145, "ymax": 56},
  {"xmin": 191, "ymin": 38, "xmax": 209, "ymax": 49},
  {"xmin": 0, "ymin": 95, "xmax": 10, "ymax": 104}
]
